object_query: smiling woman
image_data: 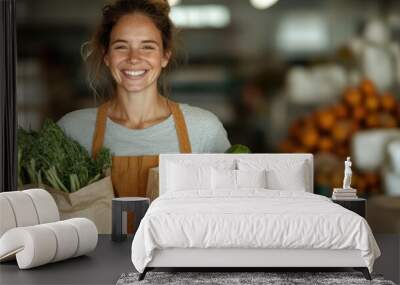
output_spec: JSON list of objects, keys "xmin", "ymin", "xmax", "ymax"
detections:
[
  {"xmin": 56, "ymin": 0, "xmax": 231, "ymax": 214},
  {"xmin": 103, "ymin": 12, "xmax": 172, "ymax": 129}
]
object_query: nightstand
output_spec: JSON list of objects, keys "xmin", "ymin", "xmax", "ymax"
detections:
[
  {"xmin": 331, "ymin": 198, "xmax": 366, "ymax": 218},
  {"xmin": 112, "ymin": 197, "xmax": 150, "ymax": 242}
]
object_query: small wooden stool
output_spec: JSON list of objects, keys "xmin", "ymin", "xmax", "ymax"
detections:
[{"xmin": 112, "ymin": 197, "xmax": 150, "ymax": 242}]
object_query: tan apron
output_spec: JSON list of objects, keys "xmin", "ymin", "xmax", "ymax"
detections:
[{"xmin": 91, "ymin": 100, "xmax": 192, "ymax": 232}]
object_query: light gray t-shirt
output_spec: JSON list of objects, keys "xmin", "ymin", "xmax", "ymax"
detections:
[{"xmin": 57, "ymin": 103, "xmax": 231, "ymax": 156}]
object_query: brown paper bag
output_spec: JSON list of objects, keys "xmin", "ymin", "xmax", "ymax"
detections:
[
  {"xmin": 146, "ymin": 167, "xmax": 159, "ymax": 202},
  {"xmin": 20, "ymin": 176, "xmax": 114, "ymax": 234}
]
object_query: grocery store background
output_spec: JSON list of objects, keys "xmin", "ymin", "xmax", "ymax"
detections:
[{"xmin": 16, "ymin": 0, "xmax": 400, "ymax": 233}]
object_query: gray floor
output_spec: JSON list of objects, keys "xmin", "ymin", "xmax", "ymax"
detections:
[
  {"xmin": 0, "ymin": 234, "xmax": 399, "ymax": 285},
  {"xmin": 0, "ymin": 235, "xmax": 135, "ymax": 285},
  {"xmin": 374, "ymin": 234, "xmax": 400, "ymax": 285}
]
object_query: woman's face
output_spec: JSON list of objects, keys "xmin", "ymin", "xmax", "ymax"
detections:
[{"xmin": 104, "ymin": 13, "xmax": 170, "ymax": 94}]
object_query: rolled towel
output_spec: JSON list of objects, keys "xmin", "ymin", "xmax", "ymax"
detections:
[
  {"xmin": 0, "ymin": 218, "xmax": 98, "ymax": 269},
  {"xmin": 0, "ymin": 196, "xmax": 17, "ymax": 237},
  {"xmin": 0, "ymin": 191, "xmax": 39, "ymax": 228},
  {"xmin": 64, "ymin": 218, "xmax": 98, "ymax": 257},
  {"xmin": 0, "ymin": 189, "xmax": 60, "ymax": 238},
  {"xmin": 0, "ymin": 226, "xmax": 57, "ymax": 268},
  {"xmin": 23, "ymin": 189, "xmax": 60, "ymax": 224},
  {"xmin": 42, "ymin": 221, "xmax": 79, "ymax": 262}
]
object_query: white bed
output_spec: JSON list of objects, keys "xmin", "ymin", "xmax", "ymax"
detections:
[{"xmin": 131, "ymin": 154, "xmax": 380, "ymax": 280}]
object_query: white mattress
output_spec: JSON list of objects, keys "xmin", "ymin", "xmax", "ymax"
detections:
[{"xmin": 131, "ymin": 190, "xmax": 380, "ymax": 273}]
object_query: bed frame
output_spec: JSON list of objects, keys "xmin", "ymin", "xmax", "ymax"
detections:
[
  {"xmin": 138, "ymin": 154, "xmax": 372, "ymax": 281},
  {"xmin": 140, "ymin": 248, "xmax": 370, "ymax": 280}
]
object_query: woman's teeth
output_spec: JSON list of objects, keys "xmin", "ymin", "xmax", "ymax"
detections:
[{"xmin": 124, "ymin": 70, "xmax": 146, "ymax": 77}]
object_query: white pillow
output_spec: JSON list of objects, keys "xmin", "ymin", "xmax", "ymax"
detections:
[
  {"xmin": 238, "ymin": 159, "xmax": 308, "ymax": 191},
  {"xmin": 166, "ymin": 159, "xmax": 236, "ymax": 192},
  {"xmin": 211, "ymin": 169, "xmax": 267, "ymax": 190},
  {"xmin": 167, "ymin": 163, "xmax": 211, "ymax": 191},
  {"xmin": 237, "ymin": 169, "xmax": 267, "ymax": 188},
  {"xmin": 211, "ymin": 168, "xmax": 236, "ymax": 190},
  {"xmin": 266, "ymin": 163, "xmax": 307, "ymax": 191}
]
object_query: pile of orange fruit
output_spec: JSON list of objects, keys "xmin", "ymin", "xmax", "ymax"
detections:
[{"xmin": 280, "ymin": 79, "xmax": 399, "ymax": 194}]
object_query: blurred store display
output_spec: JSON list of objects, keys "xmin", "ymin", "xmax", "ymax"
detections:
[
  {"xmin": 16, "ymin": 0, "xmax": 400, "ymax": 201},
  {"xmin": 352, "ymin": 129, "xmax": 400, "ymax": 172},
  {"xmin": 287, "ymin": 65, "xmax": 347, "ymax": 104},
  {"xmin": 276, "ymin": 12, "xmax": 330, "ymax": 57},
  {"xmin": 383, "ymin": 139, "xmax": 400, "ymax": 196},
  {"xmin": 347, "ymin": 18, "xmax": 400, "ymax": 92},
  {"xmin": 250, "ymin": 0, "xmax": 279, "ymax": 10},
  {"xmin": 280, "ymin": 79, "xmax": 400, "ymax": 197},
  {"xmin": 170, "ymin": 5, "xmax": 230, "ymax": 28},
  {"xmin": 17, "ymin": 59, "xmax": 47, "ymax": 131},
  {"xmin": 168, "ymin": 0, "xmax": 181, "ymax": 6}
]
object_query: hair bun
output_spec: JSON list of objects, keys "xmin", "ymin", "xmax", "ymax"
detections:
[{"xmin": 150, "ymin": 0, "xmax": 171, "ymax": 15}]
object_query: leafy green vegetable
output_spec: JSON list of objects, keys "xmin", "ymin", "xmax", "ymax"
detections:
[
  {"xmin": 225, "ymin": 144, "xmax": 251, "ymax": 154},
  {"xmin": 18, "ymin": 119, "xmax": 112, "ymax": 192}
]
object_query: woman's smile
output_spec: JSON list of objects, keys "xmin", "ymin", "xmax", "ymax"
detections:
[{"xmin": 122, "ymin": 69, "xmax": 149, "ymax": 79}]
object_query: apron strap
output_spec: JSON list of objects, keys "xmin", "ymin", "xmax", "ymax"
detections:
[
  {"xmin": 91, "ymin": 99, "xmax": 192, "ymax": 159},
  {"xmin": 92, "ymin": 101, "xmax": 110, "ymax": 160},
  {"xmin": 168, "ymin": 100, "xmax": 192, "ymax": 153}
]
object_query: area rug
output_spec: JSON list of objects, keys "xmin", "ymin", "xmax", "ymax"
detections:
[{"xmin": 116, "ymin": 271, "xmax": 396, "ymax": 285}]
